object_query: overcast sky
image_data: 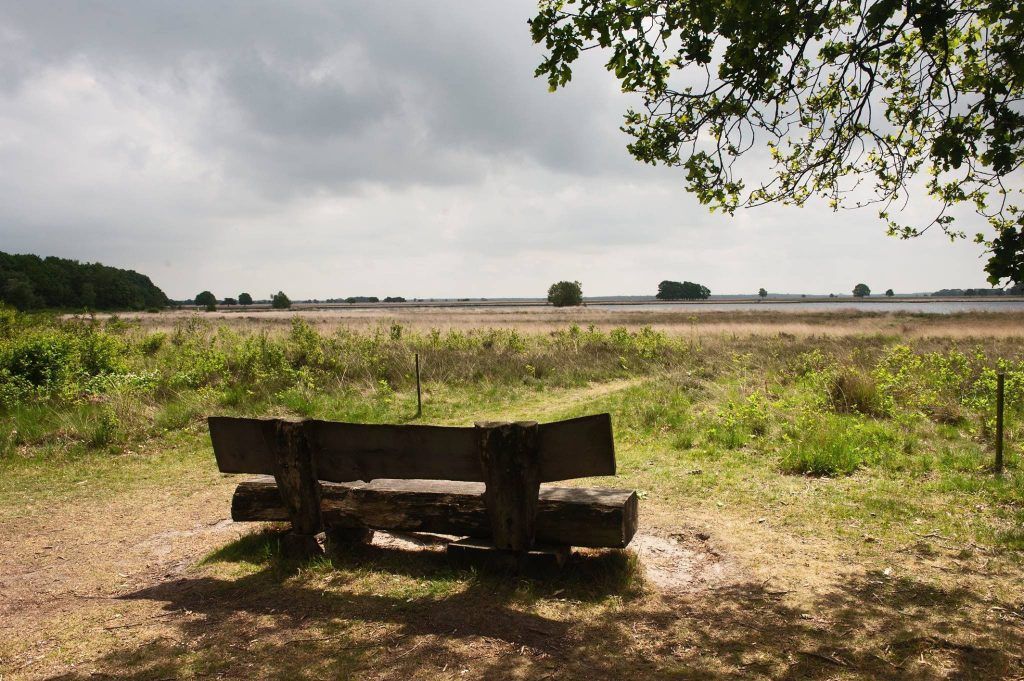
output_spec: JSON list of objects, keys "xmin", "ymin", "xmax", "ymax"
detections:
[{"xmin": 0, "ymin": 1, "xmax": 996, "ymax": 299}]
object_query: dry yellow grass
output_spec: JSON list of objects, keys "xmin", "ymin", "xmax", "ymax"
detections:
[{"xmin": 100, "ymin": 306, "xmax": 1024, "ymax": 339}]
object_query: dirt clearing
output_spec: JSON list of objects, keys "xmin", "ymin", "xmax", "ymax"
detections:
[{"xmin": 3, "ymin": 465, "xmax": 1021, "ymax": 680}]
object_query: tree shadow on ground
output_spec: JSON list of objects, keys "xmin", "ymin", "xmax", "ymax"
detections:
[{"xmin": 48, "ymin": 529, "xmax": 1024, "ymax": 680}]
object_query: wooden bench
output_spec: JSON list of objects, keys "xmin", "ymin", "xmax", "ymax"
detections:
[{"xmin": 208, "ymin": 414, "xmax": 638, "ymax": 569}]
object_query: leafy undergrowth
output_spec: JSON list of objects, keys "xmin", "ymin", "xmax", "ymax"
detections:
[{"xmin": 1, "ymin": 306, "xmax": 1022, "ymax": 550}]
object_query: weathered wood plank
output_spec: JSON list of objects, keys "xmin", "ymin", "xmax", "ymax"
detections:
[
  {"xmin": 476, "ymin": 421, "xmax": 540, "ymax": 551},
  {"xmin": 307, "ymin": 420, "xmax": 481, "ymax": 482},
  {"xmin": 208, "ymin": 416, "xmax": 278, "ymax": 475},
  {"xmin": 208, "ymin": 413, "xmax": 616, "ymax": 483},
  {"xmin": 538, "ymin": 413, "xmax": 616, "ymax": 481},
  {"xmin": 447, "ymin": 538, "xmax": 569, "ymax": 573},
  {"xmin": 231, "ymin": 477, "xmax": 639, "ymax": 549}
]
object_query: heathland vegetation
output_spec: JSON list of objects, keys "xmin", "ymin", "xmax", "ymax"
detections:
[
  {"xmin": 2, "ymin": 307, "xmax": 1020, "ymax": 500},
  {"xmin": 2, "ymin": 306, "xmax": 1023, "ymax": 677}
]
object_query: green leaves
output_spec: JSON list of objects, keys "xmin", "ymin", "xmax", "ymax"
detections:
[
  {"xmin": 865, "ymin": 0, "xmax": 902, "ymax": 29},
  {"xmin": 985, "ymin": 217, "xmax": 1024, "ymax": 285},
  {"xmin": 531, "ymin": 0, "xmax": 1024, "ymax": 285}
]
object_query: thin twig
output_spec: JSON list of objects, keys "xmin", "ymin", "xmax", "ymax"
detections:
[
  {"xmin": 103, "ymin": 612, "xmax": 175, "ymax": 630},
  {"xmin": 797, "ymin": 650, "xmax": 849, "ymax": 667}
]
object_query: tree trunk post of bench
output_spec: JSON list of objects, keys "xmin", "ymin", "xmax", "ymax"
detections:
[
  {"xmin": 475, "ymin": 421, "xmax": 541, "ymax": 552},
  {"xmin": 272, "ymin": 419, "xmax": 326, "ymax": 557}
]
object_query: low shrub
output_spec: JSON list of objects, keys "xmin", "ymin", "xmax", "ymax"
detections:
[{"xmin": 140, "ymin": 332, "xmax": 167, "ymax": 355}]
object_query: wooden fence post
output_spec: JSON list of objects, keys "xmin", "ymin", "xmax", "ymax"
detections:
[
  {"xmin": 415, "ymin": 353, "xmax": 422, "ymax": 418},
  {"xmin": 995, "ymin": 372, "xmax": 1005, "ymax": 474},
  {"xmin": 272, "ymin": 419, "xmax": 325, "ymax": 556}
]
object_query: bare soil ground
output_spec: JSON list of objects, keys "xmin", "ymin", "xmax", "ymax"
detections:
[{"xmin": 3, "ymin": 462, "xmax": 1022, "ymax": 680}]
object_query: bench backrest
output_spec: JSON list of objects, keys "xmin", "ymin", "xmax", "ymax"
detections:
[{"xmin": 208, "ymin": 413, "xmax": 615, "ymax": 483}]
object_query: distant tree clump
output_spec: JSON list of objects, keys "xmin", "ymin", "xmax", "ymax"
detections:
[
  {"xmin": 885, "ymin": 289, "xmax": 895, "ymax": 297},
  {"xmin": 547, "ymin": 280, "xmax": 583, "ymax": 307},
  {"xmin": 238, "ymin": 292, "xmax": 253, "ymax": 305},
  {"xmin": 932, "ymin": 287, "xmax": 1017, "ymax": 296},
  {"xmin": 194, "ymin": 291, "xmax": 216, "ymax": 310},
  {"xmin": 222, "ymin": 297, "xmax": 237, "ymax": 306},
  {"xmin": 758, "ymin": 288, "xmax": 767, "ymax": 299},
  {"xmin": 853, "ymin": 284, "xmax": 871, "ymax": 298},
  {"xmin": 271, "ymin": 291, "xmax": 291, "ymax": 309},
  {"xmin": 383, "ymin": 296, "xmax": 407, "ymax": 303},
  {"xmin": 656, "ymin": 280, "xmax": 711, "ymax": 300},
  {"xmin": 0, "ymin": 251, "xmax": 168, "ymax": 311},
  {"xmin": 344, "ymin": 296, "xmax": 380, "ymax": 304}
]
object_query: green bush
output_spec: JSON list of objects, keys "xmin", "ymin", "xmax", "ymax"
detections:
[
  {"xmin": 706, "ymin": 391, "xmax": 773, "ymax": 449},
  {"xmin": 140, "ymin": 332, "xmax": 167, "ymax": 355},
  {"xmin": 75, "ymin": 329, "xmax": 127, "ymax": 376},
  {"xmin": 1, "ymin": 331, "xmax": 79, "ymax": 393}
]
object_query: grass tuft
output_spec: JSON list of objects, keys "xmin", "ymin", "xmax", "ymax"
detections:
[{"xmin": 828, "ymin": 367, "xmax": 883, "ymax": 416}]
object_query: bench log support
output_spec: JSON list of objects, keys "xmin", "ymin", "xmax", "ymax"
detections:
[
  {"xmin": 449, "ymin": 421, "xmax": 567, "ymax": 570},
  {"xmin": 272, "ymin": 420, "xmax": 326, "ymax": 557},
  {"xmin": 477, "ymin": 421, "xmax": 540, "ymax": 551}
]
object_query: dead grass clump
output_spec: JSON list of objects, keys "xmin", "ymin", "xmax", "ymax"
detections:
[
  {"xmin": 828, "ymin": 367, "xmax": 883, "ymax": 416},
  {"xmin": 924, "ymin": 399, "xmax": 965, "ymax": 425}
]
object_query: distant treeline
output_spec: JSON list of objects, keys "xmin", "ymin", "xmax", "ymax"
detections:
[
  {"xmin": 933, "ymin": 285, "xmax": 1023, "ymax": 296},
  {"xmin": 0, "ymin": 252, "xmax": 168, "ymax": 311},
  {"xmin": 321, "ymin": 296, "xmax": 406, "ymax": 304}
]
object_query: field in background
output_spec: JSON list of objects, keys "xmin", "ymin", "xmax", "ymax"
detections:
[
  {"xmin": 2, "ymin": 305, "xmax": 1023, "ymax": 679},
  {"xmin": 100, "ymin": 305, "xmax": 1024, "ymax": 338}
]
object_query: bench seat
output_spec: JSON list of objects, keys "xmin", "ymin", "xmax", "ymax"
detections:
[{"xmin": 231, "ymin": 476, "xmax": 638, "ymax": 549}]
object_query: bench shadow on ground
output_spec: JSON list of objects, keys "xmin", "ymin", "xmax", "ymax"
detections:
[{"xmin": 49, "ymin": 529, "xmax": 1024, "ymax": 681}]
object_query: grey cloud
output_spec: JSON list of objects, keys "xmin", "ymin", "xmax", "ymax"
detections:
[
  {"xmin": 0, "ymin": 1, "xmax": 994, "ymax": 298},
  {"xmin": 1, "ymin": 0, "xmax": 634, "ymax": 199}
]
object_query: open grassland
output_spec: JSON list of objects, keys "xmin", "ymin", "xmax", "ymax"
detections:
[
  {"xmin": 104, "ymin": 305, "xmax": 1024, "ymax": 337},
  {"xmin": 2, "ymin": 306, "xmax": 1023, "ymax": 679}
]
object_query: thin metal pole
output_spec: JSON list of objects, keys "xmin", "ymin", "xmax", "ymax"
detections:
[
  {"xmin": 415, "ymin": 353, "xmax": 422, "ymax": 418},
  {"xmin": 995, "ymin": 372, "xmax": 1004, "ymax": 474}
]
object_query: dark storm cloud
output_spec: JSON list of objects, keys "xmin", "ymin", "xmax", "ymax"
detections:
[{"xmin": 0, "ymin": 0, "xmax": 632, "ymax": 197}]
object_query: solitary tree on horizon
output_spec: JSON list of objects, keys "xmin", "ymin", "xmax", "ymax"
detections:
[
  {"xmin": 238, "ymin": 292, "xmax": 253, "ymax": 305},
  {"xmin": 547, "ymin": 281, "xmax": 583, "ymax": 307},
  {"xmin": 271, "ymin": 291, "xmax": 291, "ymax": 309},
  {"xmin": 853, "ymin": 283, "xmax": 871, "ymax": 298},
  {"xmin": 758, "ymin": 288, "xmax": 767, "ymax": 299},
  {"xmin": 885, "ymin": 289, "xmax": 895, "ymax": 297},
  {"xmin": 195, "ymin": 290, "xmax": 216, "ymax": 311}
]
